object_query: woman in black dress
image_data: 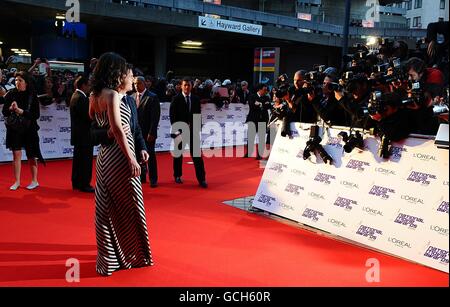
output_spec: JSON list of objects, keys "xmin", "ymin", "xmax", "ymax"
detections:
[{"xmin": 2, "ymin": 71, "xmax": 44, "ymax": 190}]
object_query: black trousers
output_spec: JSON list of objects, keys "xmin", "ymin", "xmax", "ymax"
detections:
[
  {"xmin": 72, "ymin": 145, "xmax": 93, "ymax": 189},
  {"xmin": 246, "ymin": 121, "xmax": 266, "ymax": 158},
  {"xmin": 140, "ymin": 140, "xmax": 158, "ymax": 184},
  {"xmin": 173, "ymin": 135, "xmax": 206, "ymax": 183}
]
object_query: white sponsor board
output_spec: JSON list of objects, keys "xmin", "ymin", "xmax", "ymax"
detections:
[
  {"xmin": 0, "ymin": 103, "xmax": 252, "ymax": 161},
  {"xmin": 198, "ymin": 16, "xmax": 263, "ymax": 36},
  {"xmin": 253, "ymin": 123, "xmax": 449, "ymax": 273}
]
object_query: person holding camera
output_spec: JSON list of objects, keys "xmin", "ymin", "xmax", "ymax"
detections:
[
  {"xmin": 2, "ymin": 71, "xmax": 44, "ymax": 190},
  {"xmin": 312, "ymin": 74, "xmax": 350, "ymax": 127},
  {"xmin": 245, "ymin": 83, "xmax": 270, "ymax": 160},
  {"xmin": 404, "ymin": 57, "xmax": 444, "ymax": 135},
  {"xmin": 290, "ymin": 70, "xmax": 318, "ymax": 123},
  {"xmin": 334, "ymin": 73, "xmax": 377, "ymax": 130}
]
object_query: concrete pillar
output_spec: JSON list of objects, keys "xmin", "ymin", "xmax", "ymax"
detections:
[{"xmin": 154, "ymin": 36, "xmax": 167, "ymax": 79}]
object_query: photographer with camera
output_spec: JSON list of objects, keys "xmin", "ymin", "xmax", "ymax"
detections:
[
  {"xmin": 368, "ymin": 91, "xmax": 415, "ymax": 158},
  {"xmin": 312, "ymin": 73, "xmax": 350, "ymax": 127},
  {"xmin": 289, "ymin": 70, "xmax": 318, "ymax": 123},
  {"xmin": 404, "ymin": 57, "xmax": 444, "ymax": 134},
  {"xmin": 334, "ymin": 73, "xmax": 377, "ymax": 130},
  {"xmin": 270, "ymin": 75, "xmax": 295, "ymax": 138}
]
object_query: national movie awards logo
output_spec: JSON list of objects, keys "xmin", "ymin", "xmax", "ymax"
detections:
[
  {"xmin": 389, "ymin": 146, "xmax": 407, "ymax": 160},
  {"xmin": 268, "ymin": 162, "xmax": 288, "ymax": 174},
  {"xmin": 346, "ymin": 159, "xmax": 370, "ymax": 172},
  {"xmin": 302, "ymin": 208, "xmax": 324, "ymax": 222},
  {"xmin": 407, "ymin": 171, "xmax": 437, "ymax": 186},
  {"xmin": 356, "ymin": 225, "xmax": 383, "ymax": 241},
  {"xmin": 333, "ymin": 196, "xmax": 357, "ymax": 211},
  {"xmin": 369, "ymin": 185, "xmax": 395, "ymax": 199},
  {"xmin": 326, "ymin": 137, "xmax": 343, "ymax": 149},
  {"xmin": 284, "ymin": 183, "xmax": 304, "ymax": 196},
  {"xmin": 394, "ymin": 213, "xmax": 424, "ymax": 229},
  {"xmin": 437, "ymin": 201, "xmax": 449, "ymax": 214},
  {"xmin": 314, "ymin": 172, "xmax": 336, "ymax": 185},
  {"xmin": 257, "ymin": 194, "xmax": 276, "ymax": 207},
  {"xmin": 423, "ymin": 246, "xmax": 449, "ymax": 264}
]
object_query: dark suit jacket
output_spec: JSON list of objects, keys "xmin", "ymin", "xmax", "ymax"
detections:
[
  {"xmin": 90, "ymin": 95, "xmax": 147, "ymax": 153},
  {"xmin": 70, "ymin": 90, "xmax": 92, "ymax": 146},
  {"xmin": 169, "ymin": 93, "xmax": 201, "ymax": 137},
  {"xmin": 246, "ymin": 93, "xmax": 271, "ymax": 123},
  {"xmin": 135, "ymin": 89, "xmax": 161, "ymax": 139}
]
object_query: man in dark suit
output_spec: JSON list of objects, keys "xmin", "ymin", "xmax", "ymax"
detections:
[
  {"xmin": 245, "ymin": 83, "xmax": 270, "ymax": 160},
  {"xmin": 169, "ymin": 77, "xmax": 207, "ymax": 188},
  {"xmin": 134, "ymin": 76, "xmax": 161, "ymax": 188},
  {"xmin": 70, "ymin": 75, "xmax": 94, "ymax": 192},
  {"xmin": 236, "ymin": 80, "xmax": 250, "ymax": 105}
]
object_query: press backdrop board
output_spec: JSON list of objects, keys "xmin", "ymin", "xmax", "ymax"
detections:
[{"xmin": 253, "ymin": 123, "xmax": 449, "ymax": 273}]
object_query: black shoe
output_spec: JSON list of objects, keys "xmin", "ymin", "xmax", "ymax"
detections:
[
  {"xmin": 199, "ymin": 181, "xmax": 208, "ymax": 188},
  {"xmin": 243, "ymin": 153, "xmax": 249, "ymax": 158},
  {"xmin": 175, "ymin": 177, "xmax": 183, "ymax": 184},
  {"xmin": 80, "ymin": 186, "xmax": 95, "ymax": 193},
  {"xmin": 150, "ymin": 181, "xmax": 158, "ymax": 188},
  {"xmin": 255, "ymin": 156, "xmax": 262, "ymax": 160}
]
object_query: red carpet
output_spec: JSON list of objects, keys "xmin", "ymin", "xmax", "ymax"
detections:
[{"xmin": 0, "ymin": 149, "xmax": 447, "ymax": 287}]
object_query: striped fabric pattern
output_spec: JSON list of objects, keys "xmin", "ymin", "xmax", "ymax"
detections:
[{"xmin": 94, "ymin": 98, "xmax": 153, "ymax": 276}]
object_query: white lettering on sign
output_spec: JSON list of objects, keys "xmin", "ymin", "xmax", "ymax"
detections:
[{"xmin": 199, "ymin": 16, "xmax": 262, "ymax": 36}]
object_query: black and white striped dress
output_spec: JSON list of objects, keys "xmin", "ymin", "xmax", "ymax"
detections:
[{"xmin": 94, "ymin": 97, "xmax": 153, "ymax": 276}]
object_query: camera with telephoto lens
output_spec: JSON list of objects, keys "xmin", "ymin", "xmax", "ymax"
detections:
[
  {"xmin": 303, "ymin": 125, "xmax": 333, "ymax": 164},
  {"xmin": 338, "ymin": 130, "xmax": 365, "ymax": 153},
  {"xmin": 400, "ymin": 81, "xmax": 424, "ymax": 107},
  {"xmin": 274, "ymin": 73, "xmax": 294, "ymax": 99}
]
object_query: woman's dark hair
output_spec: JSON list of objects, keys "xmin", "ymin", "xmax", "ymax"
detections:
[
  {"xmin": 14, "ymin": 71, "xmax": 36, "ymax": 95},
  {"xmin": 91, "ymin": 52, "xmax": 128, "ymax": 95}
]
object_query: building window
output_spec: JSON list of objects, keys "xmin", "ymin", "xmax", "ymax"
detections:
[
  {"xmin": 413, "ymin": 16, "xmax": 421, "ymax": 28},
  {"xmin": 439, "ymin": 17, "xmax": 444, "ymax": 22},
  {"xmin": 406, "ymin": 18, "xmax": 411, "ymax": 27},
  {"xmin": 405, "ymin": 0, "xmax": 412, "ymax": 10},
  {"xmin": 414, "ymin": 0, "xmax": 422, "ymax": 9},
  {"xmin": 440, "ymin": 0, "xmax": 445, "ymax": 9}
]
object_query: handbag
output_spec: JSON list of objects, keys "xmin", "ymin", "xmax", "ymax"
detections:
[
  {"xmin": 5, "ymin": 113, "xmax": 31, "ymax": 132},
  {"xmin": 5, "ymin": 95, "xmax": 32, "ymax": 132}
]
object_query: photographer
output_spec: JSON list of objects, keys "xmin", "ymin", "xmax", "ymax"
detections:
[
  {"xmin": 270, "ymin": 77, "xmax": 295, "ymax": 138},
  {"xmin": 369, "ymin": 91, "xmax": 414, "ymax": 141},
  {"xmin": 312, "ymin": 74, "xmax": 349, "ymax": 127},
  {"xmin": 290, "ymin": 70, "xmax": 318, "ymax": 123},
  {"xmin": 404, "ymin": 57, "xmax": 443, "ymax": 134},
  {"xmin": 334, "ymin": 73, "xmax": 377, "ymax": 130}
]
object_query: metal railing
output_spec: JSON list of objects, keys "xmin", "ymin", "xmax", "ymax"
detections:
[{"xmin": 110, "ymin": 0, "xmax": 426, "ymax": 38}]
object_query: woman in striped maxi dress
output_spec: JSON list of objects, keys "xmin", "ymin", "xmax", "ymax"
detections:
[{"xmin": 89, "ymin": 52, "xmax": 153, "ymax": 276}]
